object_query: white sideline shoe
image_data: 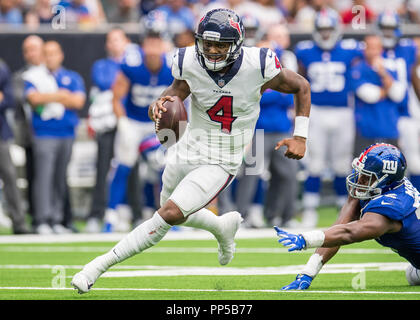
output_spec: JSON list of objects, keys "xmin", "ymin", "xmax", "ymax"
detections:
[
  {"xmin": 71, "ymin": 272, "xmax": 94, "ymax": 294},
  {"xmin": 0, "ymin": 209, "xmax": 12, "ymax": 229},
  {"xmin": 216, "ymin": 211, "xmax": 243, "ymax": 266},
  {"xmin": 35, "ymin": 223, "xmax": 53, "ymax": 235},
  {"xmin": 85, "ymin": 218, "xmax": 102, "ymax": 233}
]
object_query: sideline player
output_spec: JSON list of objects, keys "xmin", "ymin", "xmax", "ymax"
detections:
[
  {"xmin": 296, "ymin": 9, "xmax": 363, "ymax": 228},
  {"xmin": 376, "ymin": 11, "xmax": 420, "ymax": 193},
  {"xmin": 275, "ymin": 143, "xmax": 420, "ymax": 290},
  {"xmin": 72, "ymin": 8, "xmax": 311, "ymax": 294},
  {"xmin": 103, "ymin": 19, "xmax": 174, "ymax": 232}
]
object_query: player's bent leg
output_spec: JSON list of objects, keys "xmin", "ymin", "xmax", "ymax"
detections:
[
  {"xmin": 183, "ymin": 208, "xmax": 243, "ymax": 265},
  {"xmin": 71, "ymin": 211, "xmax": 172, "ymax": 294},
  {"xmin": 169, "ymin": 165, "xmax": 243, "ymax": 265},
  {"xmin": 406, "ymin": 264, "xmax": 420, "ymax": 286}
]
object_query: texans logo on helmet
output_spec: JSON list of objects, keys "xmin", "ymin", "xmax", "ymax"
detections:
[{"xmin": 229, "ymin": 18, "xmax": 242, "ymax": 37}]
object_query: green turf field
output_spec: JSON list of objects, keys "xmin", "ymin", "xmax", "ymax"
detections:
[{"xmin": 0, "ymin": 207, "xmax": 419, "ymax": 300}]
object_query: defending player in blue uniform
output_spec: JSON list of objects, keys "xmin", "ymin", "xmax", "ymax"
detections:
[
  {"xmin": 275, "ymin": 143, "xmax": 420, "ymax": 290},
  {"xmin": 295, "ymin": 8, "xmax": 364, "ymax": 227},
  {"xmin": 104, "ymin": 21, "xmax": 174, "ymax": 232},
  {"xmin": 377, "ymin": 11, "xmax": 420, "ymax": 193}
]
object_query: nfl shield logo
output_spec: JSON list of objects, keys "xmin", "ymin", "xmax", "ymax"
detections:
[{"xmin": 218, "ymin": 79, "xmax": 225, "ymax": 88}]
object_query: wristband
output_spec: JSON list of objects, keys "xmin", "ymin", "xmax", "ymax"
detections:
[
  {"xmin": 301, "ymin": 230, "xmax": 325, "ymax": 248},
  {"xmin": 301, "ymin": 253, "xmax": 324, "ymax": 278},
  {"xmin": 293, "ymin": 116, "xmax": 309, "ymax": 139}
]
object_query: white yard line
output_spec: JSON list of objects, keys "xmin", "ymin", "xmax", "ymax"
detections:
[
  {"xmin": 0, "ymin": 262, "xmax": 410, "ymax": 276},
  {"xmin": 0, "ymin": 246, "xmax": 395, "ymax": 254},
  {"xmin": 0, "ymin": 286, "xmax": 419, "ymax": 295},
  {"xmin": 0, "ymin": 228, "xmax": 312, "ymax": 243}
]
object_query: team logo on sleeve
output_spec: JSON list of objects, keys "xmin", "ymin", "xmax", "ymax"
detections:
[{"xmin": 274, "ymin": 55, "xmax": 282, "ymax": 69}]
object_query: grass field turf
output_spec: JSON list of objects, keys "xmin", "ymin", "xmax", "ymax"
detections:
[{"xmin": 0, "ymin": 207, "xmax": 419, "ymax": 301}]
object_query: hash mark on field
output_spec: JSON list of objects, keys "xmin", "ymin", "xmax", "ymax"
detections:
[{"xmin": 0, "ymin": 286, "xmax": 420, "ymax": 295}]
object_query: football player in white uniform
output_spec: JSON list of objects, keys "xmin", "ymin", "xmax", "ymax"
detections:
[{"xmin": 71, "ymin": 8, "xmax": 311, "ymax": 294}]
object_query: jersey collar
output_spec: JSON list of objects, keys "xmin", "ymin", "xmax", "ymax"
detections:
[{"xmin": 205, "ymin": 48, "xmax": 243, "ymax": 88}]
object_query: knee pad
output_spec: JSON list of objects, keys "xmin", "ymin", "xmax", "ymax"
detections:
[{"xmin": 406, "ymin": 264, "xmax": 420, "ymax": 286}]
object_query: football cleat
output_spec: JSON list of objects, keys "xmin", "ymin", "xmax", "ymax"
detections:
[
  {"xmin": 216, "ymin": 211, "xmax": 243, "ymax": 265},
  {"xmin": 71, "ymin": 272, "xmax": 94, "ymax": 294}
]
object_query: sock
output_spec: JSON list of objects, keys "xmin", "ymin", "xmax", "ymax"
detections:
[
  {"xmin": 303, "ymin": 192, "xmax": 320, "ymax": 211},
  {"xmin": 333, "ymin": 176, "xmax": 348, "ymax": 197},
  {"xmin": 304, "ymin": 176, "xmax": 321, "ymax": 193},
  {"xmin": 107, "ymin": 164, "xmax": 132, "ymax": 210},
  {"xmin": 81, "ymin": 212, "xmax": 171, "ymax": 283},
  {"xmin": 181, "ymin": 208, "xmax": 223, "ymax": 237}
]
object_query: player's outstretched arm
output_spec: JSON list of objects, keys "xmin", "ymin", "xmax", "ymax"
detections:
[
  {"xmin": 276, "ymin": 207, "xmax": 401, "ymax": 252},
  {"xmin": 262, "ymin": 69, "xmax": 311, "ymax": 160},
  {"xmin": 279, "ymin": 197, "xmax": 373, "ymax": 290},
  {"xmin": 148, "ymin": 79, "xmax": 191, "ymax": 122}
]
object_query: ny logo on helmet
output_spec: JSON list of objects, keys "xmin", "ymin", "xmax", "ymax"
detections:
[{"xmin": 382, "ymin": 160, "xmax": 398, "ymax": 174}]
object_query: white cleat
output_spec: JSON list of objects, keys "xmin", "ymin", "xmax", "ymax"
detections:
[
  {"xmin": 71, "ymin": 272, "xmax": 94, "ymax": 294},
  {"xmin": 216, "ymin": 211, "xmax": 243, "ymax": 266}
]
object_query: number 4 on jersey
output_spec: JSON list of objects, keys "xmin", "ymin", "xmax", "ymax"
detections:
[{"xmin": 207, "ymin": 96, "xmax": 237, "ymax": 134}]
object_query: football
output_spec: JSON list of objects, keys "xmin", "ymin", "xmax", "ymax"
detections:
[{"xmin": 155, "ymin": 96, "xmax": 188, "ymax": 147}]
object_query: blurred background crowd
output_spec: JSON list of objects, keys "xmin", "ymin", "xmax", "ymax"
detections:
[
  {"xmin": 0, "ymin": 0, "xmax": 419, "ymax": 235},
  {"xmin": 0, "ymin": 0, "xmax": 419, "ymax": 29}
]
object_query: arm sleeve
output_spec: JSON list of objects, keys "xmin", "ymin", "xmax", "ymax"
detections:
[
  {"xmin": 23, "ymin": 80, "xmax": 36, "ymax": 96},
  {"xmin": 70, "ymin": 72, "xmax": 86, "ymax": 95},
  {"xmin": 351, "ymin": 64, "xmax": 383, "ymax": 103},
  {"xmin": 356, "ymin": 83, "xmax": 383, "ymax": 104},
  {"xmin": 91, "ymin": 61, "xmax": 113, "ymax": 91},
  {"xmin": 171, "ymin": 48, "xmax": 186, "ymax": 81},
  {"xmin": 387, "ymin": 80, "xmax": 406, "ymax": 103},
  {"xmin": 261, "ymin": 48, "xmax": 282, "ymax": 83}
]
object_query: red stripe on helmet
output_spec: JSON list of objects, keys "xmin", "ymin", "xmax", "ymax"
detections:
[{"xmin": 358, "ymin": 143, "xmax": 393, "ymax": 163}]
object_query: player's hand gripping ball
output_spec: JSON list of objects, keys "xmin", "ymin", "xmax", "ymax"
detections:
[{"xmin": 154, "ymin": 96, "xmax": 188, "ymax": 147}]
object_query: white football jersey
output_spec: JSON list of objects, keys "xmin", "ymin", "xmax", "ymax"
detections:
[{"xmin": 169, "ymin": 45, "xmax": 282, "ymax": 175}]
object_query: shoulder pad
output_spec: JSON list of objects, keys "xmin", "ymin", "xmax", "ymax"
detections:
[
  {"xmin": 340, "ymin": 38, "xmax": 359, "ymax": 50},
  {"xmin": 399, "ymin": 38, "xmax": 415, "ymax": 47},
  {"xmin": 296, "ymin": 40, "xmax": 314, "ymax": 51},
  {"xmin": 124, "ymin": 45, "xmax": 142, "ymax": 67}
]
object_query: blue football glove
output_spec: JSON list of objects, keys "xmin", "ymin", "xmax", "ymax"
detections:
[
  {"xmin": 282, "ymin": 274, "xmax": 313, "ymax": 290},
  {"xmin": 274, "ymin": 226, "xmax": 306, "ymax": 251}
]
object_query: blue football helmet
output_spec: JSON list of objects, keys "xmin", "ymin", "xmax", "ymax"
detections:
[
  {"xmin": 346, "ymin": 143, "xmax": 407, "ymax": 200},
  {"xmin": 140, "ymin": 9, "xmax": 170, "ymax": 40},
  {"xmin": 195, "ymin": 8, "xmax": 244, "ymax": 71},
  {"xmin": 241, "ymin": 13, "xmax": 262, "ymax": 47},
  {"xmin": 313, "ymin": 8, "xmax": 342, "ymax": 50},
  {"xmin": 376, "ymin": 10, "xmax": 401, "ymax": 49}
]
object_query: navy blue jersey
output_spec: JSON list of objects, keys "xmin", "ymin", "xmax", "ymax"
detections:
[
  {"xmin": 351, "ymin": 60, "xmax": 400, "ymax": 139},
  {"xmin": 360, "ymin": 178, "xmax": 420, "ymax": 268},
  {"xmin": 383, "ymin": 38, "xmax": 418, "ymax": 117},
  {"xmin": 120, "ymin": 45, "xmax": 173, "ymax": 122},
  {"xmin": 295, "ymin": 39, "xmax": 363, "ymax": 107}
]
